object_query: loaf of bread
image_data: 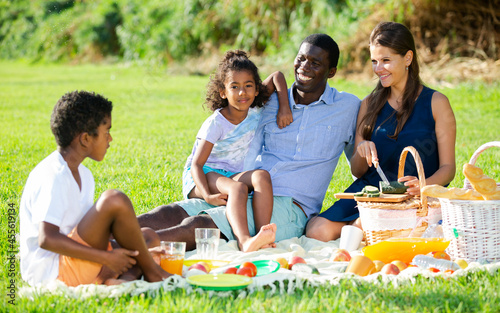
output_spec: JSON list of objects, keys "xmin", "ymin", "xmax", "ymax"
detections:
[
  {"xmin": 421, "ymin": 184, "xmax": 484, "ymax": 200},
  {"xmin": 463, "ymin": 164, "xmax": 500, "ymax": 200}
]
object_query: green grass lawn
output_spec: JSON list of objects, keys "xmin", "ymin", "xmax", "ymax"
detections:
[{"xmin": 1, "ymin": 61, "xmax": 499, "ymax": 312}]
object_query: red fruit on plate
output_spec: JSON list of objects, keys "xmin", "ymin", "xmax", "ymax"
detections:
[
  {"xmin": 330, "ymin": 249, "xmax": 351, "ymax": 262},
  {"xmin": 240, "ymin": 262, "xmax": 257, "ymax": 277},
  {"xmin": 236, "ymin": 267, "xmax": 254, "ymax": 277},
  {"xmin": 224, "ymin": 267, "xmax": 238, "ymax": 274},
  {"xmin": 288, "ymin": 256, "xmax": 306, "ymax": 270},
  {"xmin": 198, "ymin": 261, "xmax": 211, "ymax": 271},
  {"xmin": 188, "ymin": 262, "xmax": 209, "ymax": 273}
]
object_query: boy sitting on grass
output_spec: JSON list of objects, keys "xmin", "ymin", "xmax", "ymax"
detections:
[{"xmin": 20, "ymin": 90, "xmax": 170, "ymax": 287}]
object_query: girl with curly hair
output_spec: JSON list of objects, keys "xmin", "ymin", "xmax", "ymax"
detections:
[{"xmin": 182, "ymin": 50, "xmax": 292, "ymax": 252}]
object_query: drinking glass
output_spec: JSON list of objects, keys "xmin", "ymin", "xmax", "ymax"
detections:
[
  {"xmin": 195, "ymin": 228, "xmax": 220, "ymax": 259},
  {"xmin": 160, "ymin": 241, "xmax": 186, "ymax": 275}
]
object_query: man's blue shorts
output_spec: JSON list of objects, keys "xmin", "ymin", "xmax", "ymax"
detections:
[{"xmin": 175, "ymin": 196, "xmax": 308, "ymax": 242}]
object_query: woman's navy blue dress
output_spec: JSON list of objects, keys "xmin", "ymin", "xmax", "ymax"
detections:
[{"xmin": 319, "ymin": 86, "xmax": 440, "ymax": 222}]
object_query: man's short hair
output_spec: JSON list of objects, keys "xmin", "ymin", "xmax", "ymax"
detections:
[
  {"xmin": 301, "ymin": 33, "xmax": 340, "ymax": 69},
  {"xmin": 50, "ymin": 91, "xmax": 112, "ymax": 148}
]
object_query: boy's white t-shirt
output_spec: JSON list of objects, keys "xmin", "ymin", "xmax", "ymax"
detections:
[{"xmin": 20, "ymin": 150, "xmax": 95, "ymax": 286}]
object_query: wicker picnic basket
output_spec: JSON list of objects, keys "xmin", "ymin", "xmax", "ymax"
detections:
[
  {"xmin": 358, "ymin": 146, "xmax": 442, "ymax": 246},
  {"xmin": 439, "ymin": 141, "xmax": 500, "ymax": 262}
]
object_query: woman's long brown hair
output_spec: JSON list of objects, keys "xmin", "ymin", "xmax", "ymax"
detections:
[{"xmin": 359, "ymin": 22, "xmax": 423, "ymax": 140}]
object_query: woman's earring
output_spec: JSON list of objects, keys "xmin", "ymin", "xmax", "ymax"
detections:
[{"xmin": 405, "ymin": 66, "xmax": 408, "ymax": 71}]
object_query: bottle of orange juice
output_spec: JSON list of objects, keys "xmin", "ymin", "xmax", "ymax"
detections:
[
  {"xmin": 363, "ymin": 220, "xmax": 450, "ymax": 264},
  {"xmin": 362, "ymin": 237, "xmax": 450, "ymax": 264}
]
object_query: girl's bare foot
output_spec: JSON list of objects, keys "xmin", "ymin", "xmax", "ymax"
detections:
[
  {"xmin": 240, "ymin": 223, "xmax": 277, "ymax": 252},
  {"xmin": 259, "ymin": 242, "xmax": 277, "ymax": 249}
]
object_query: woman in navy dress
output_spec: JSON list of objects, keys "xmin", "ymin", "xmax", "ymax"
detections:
[{"xmin": 306, "ymin": 22, "xmax": 456, "ymax": 242}]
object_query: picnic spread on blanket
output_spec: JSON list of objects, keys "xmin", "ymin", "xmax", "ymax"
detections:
[{"xmin": 20, "ymin": 143, "xmax": 500, "ymax": 297}]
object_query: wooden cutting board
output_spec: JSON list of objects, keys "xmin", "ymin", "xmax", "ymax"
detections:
[{"xmin": 334, "ymin": 193, "xmax": 411, "ymax": 203}]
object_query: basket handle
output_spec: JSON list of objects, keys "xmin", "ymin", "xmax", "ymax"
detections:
[
  {"xmin": 464, "ymin": 141, "xmax": 500, "ymax": 189},
  {"xmin": 398, "ymin": 146, "xmax": 427, "ymax": 210}
]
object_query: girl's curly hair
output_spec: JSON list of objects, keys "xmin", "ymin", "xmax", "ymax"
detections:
[{"xmin": 205, "ymin": 50, "xmax": 270, "ymax": 111}]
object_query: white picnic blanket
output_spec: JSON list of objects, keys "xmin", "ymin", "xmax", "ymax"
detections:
[{"xmin": 19, "ymin": 236, "xmax": 500, "ymax": 299}]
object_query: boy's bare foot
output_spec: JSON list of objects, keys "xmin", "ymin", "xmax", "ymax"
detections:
[
  {"xmin": 104, "ymin": 278, "xmax": 129, "ymax": 286},
  {"xmin": 96, "ymin": 265, "xmax": 120, "ymax": 284},
  {"xmin": 240, "ymin": 223, "xmax": 277, "ymax": 252},
  {"xmin": 143, "ymin": 264, "xmax": 171, "ymax": 282}
]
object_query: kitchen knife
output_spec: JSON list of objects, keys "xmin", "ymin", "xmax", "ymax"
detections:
[{"xmin": 374, "ymin": 161, "xmax": 390, "ymax": 184}]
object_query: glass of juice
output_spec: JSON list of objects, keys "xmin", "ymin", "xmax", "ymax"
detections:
[{"xmin": 160, "ymin": 241, "xmax": 186, "ymax": 275}]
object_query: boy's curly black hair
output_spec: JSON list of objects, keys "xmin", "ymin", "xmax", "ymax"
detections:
[
  {"xmin": 205, "ymin": 50, "xmax": 270, "ymax": 111},
  {"xmin": 50, "ymin": 91, "xmax": 113, "ymax": 148}
]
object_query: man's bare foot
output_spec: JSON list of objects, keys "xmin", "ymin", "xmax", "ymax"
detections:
[{"xmin": 240, "ymin": 223, "xmax": 277, "ymax": 252}]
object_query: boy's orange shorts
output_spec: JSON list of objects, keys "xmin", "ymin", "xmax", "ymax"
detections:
[{"xmin": 57, "ymin": 228, "xmax": 113, "ymax": 287}]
